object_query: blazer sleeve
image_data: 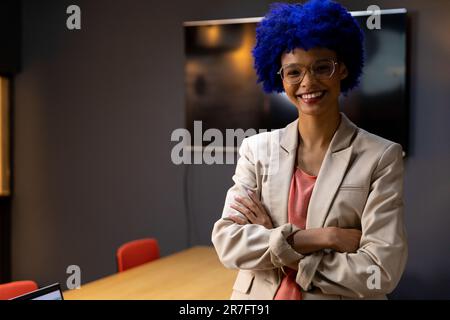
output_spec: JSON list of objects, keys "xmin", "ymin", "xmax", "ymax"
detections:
[
  {"xmin": 212, "ymin": 137, "xmax": 303, "ymax": 270},
  {"xmin": 296, "ymin": 143, "xmax": 408, "ymax": 298}
]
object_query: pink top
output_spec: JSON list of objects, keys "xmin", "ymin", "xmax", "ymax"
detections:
[{"xmin": 274, "ymin": 167, "xmax": 317, "ymax": 300}]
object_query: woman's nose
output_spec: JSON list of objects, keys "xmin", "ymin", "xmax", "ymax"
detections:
[{"xmin": 300, "ymin": 70, "xmax": 317, "ymax": 87}]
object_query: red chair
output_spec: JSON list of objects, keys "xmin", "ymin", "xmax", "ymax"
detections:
[
  {"xmin": 0, "ymin": 280, "xmax": 39, "ymax": 300},
  {"xmin": 116, "ymin": 238, "xmax": 160, "ymax": 272}
]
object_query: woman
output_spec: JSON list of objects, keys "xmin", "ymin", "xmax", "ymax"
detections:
[{"xmin": 212, "ymin": 0, "xmax": 407, "ymax": 300}]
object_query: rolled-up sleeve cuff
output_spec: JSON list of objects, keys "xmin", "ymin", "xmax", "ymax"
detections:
[
  {"xmin": 296, "ymin": 251, "xmax": 324, "ymax": 291},
  {"xmin": 269, "ymin": 223, "xmax": 304, "ymax": 269}
]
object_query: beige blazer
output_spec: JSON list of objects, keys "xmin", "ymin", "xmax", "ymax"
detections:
[{"xmin": 212, "ymin": 112, "xmax": 408, "ymax": 300}]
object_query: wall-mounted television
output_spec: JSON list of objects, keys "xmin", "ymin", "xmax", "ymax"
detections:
[{"xmin": 183, "ymin": 9, "xmax": 409, "ymax": 155}]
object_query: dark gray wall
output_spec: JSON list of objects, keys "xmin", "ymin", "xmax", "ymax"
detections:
[
  {"xmin": 12, "ymin": 0, "xmax": 450, "ymax": 299},
  {"xmin": 12, "ymin": 0, "xmax": 272, "ymax": 290}
]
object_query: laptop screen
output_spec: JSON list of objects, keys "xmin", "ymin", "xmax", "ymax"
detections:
[{"xmin": 11, "ymin": 283, "xmax": 64, "ymax": 300}]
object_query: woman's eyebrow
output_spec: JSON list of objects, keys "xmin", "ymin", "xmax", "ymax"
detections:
[{"xmin": 281, "ymin": 58, "xmax": 335, "ymax": 67}]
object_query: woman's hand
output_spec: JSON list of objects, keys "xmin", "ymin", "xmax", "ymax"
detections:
[
  {"xmin": 229, "ymin": 190, "xmax": 274, "ymax": 229},
  {"xmin": 227, "ymin": 191, "xmax": 361, "ymax": 253},
  {"xmin": 326, "ymin": 227, "xmax": 362, "ymax": 253}
]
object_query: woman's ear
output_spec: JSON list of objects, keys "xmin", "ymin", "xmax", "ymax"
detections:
[{"xmin": 339, "ymin": 63, "xmax": 349, "ymax": 80}]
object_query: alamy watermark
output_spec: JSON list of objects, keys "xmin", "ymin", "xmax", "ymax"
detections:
[
  {"xmin": 64, "ymin": 4, "xmax": 381, "ymax": 31},
  {"xmin": 366, "ymin": 265, "xmax": 381, "ymax": 290},
  {"xmin": 366, "ymin": 5, "xmax": 382, "ymax": 30},
  {"xmin": 66, "ymin": 264, "xmax": 81, "ymax": 290},
  {"xmin": 66, "ymin": 5, "xmax": 81, "ymax": 30},
  {"xmin": 171, "ymin": 122, "xmax": 281, "ymax": 173},
  {"xmin": 172, "ymin": 121, "xmax": 262, "ymax": 164}
]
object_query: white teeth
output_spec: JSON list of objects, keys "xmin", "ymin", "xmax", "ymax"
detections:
[{"xmin": 301, "ymin": 91, "xmax": 324, "ymax": 99}]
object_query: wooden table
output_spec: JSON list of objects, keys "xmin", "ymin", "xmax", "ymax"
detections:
[{"xmin": 63, "ymin": 246, "xmax": 237, "ymax": 300}]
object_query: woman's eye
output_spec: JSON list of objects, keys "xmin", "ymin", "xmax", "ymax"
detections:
[
  {"xmin": 314, "ymin": 65, "xmax": 331, "ymax": 73},
  {"xmin": 287, "ymin": 70, "xmax": 300, "ymax": 77}
]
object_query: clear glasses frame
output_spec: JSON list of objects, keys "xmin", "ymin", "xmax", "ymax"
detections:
[{"xmin": 277, "ymin": 59, "xmax": 339, "ymax": 85}]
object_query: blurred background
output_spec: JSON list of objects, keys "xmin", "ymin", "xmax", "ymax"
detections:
[{"xmin": 0, "ymin": 0, "xmax": 449, "ymax": 299}]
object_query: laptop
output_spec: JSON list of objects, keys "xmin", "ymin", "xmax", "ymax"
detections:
[{"xmin": 10, "ymin": 283, "xmax": 64, "ymax": 300}]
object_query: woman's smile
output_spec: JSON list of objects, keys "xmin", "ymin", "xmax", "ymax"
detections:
[{"xmin": 297, "ymin": 90, "xmax": 327, "ymax": 105}]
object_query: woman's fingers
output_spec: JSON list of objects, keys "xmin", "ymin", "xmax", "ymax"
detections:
[
  {"xmin": 228, "ymin": 214, "xmax": 248, "ymax": 225},
  {"xmin": 230, "ymin": 202, "xmax": 255, "ymax": 223},
  {"xmin": 246, "ymin": 190, "xmax": 266, "ymax": 212},
  {"xmin": 232, "ymin": 192, "xmax": 273, "ymax": 229},
  {"xmin": 332, "ymin": 228, "xmax": 363, "ymax": 253},
  {"xmin": 234, "ymin": 196, "xmax": 258, "ymax": 217}
]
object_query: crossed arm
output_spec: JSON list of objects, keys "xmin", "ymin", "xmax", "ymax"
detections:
[
  {"xmin": 212, "ymin": 139, "xmax": 407, "ymax": 298},
  {"xmin": 230, "ymin": 190, "xmax": 362, "ymax": 255}
]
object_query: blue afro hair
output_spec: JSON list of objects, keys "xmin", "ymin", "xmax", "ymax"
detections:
[{"xmin": 252, "ymin": 0, "xmax": 364, "ymax": 94}]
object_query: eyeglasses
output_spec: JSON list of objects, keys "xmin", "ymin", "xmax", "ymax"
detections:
[{"xmin": 277, "ymin": 59, "xmax": 339, "ymax": 85}]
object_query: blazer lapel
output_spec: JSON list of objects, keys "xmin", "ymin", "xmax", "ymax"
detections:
[
  {"xmin": 266, "ymin": 119, "xmax": 298, "ymax": 227},
  {"xmin": 266, "ymin": 112, "xmax": 358, "ymax": 229},
  {"xmin": 306, "ymin": 113, "xmax": 357, "ymax": 229},
  {"xmin": 305, "ymin": 145, "xmax": 353, "ymax": 228}
]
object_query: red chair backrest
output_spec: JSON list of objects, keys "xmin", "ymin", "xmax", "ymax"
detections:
[
  {"xmin": 116, "ymin": 238, "xmax": 160, "ymax": 272},
  {"xmin": 0, "ymin": 280, "xmax": 39, "ymax": 300}
]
